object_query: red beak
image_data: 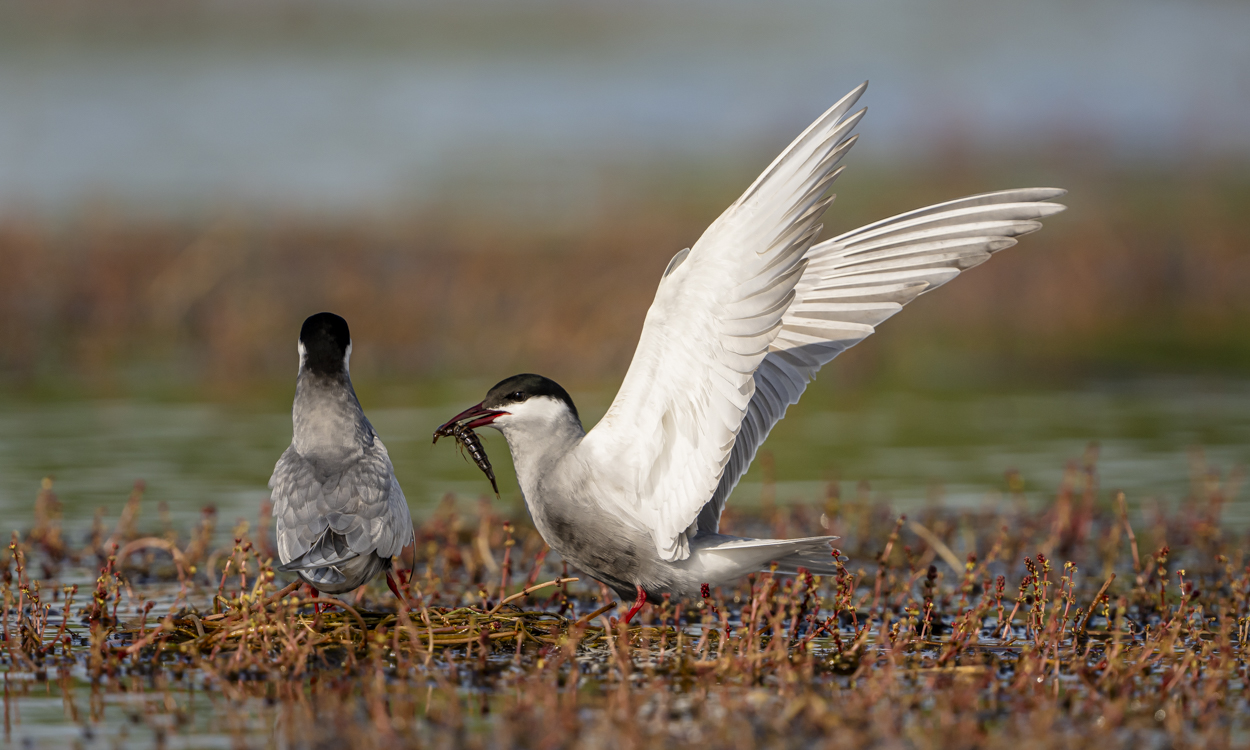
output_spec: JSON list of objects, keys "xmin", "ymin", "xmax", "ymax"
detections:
[{"xmin": 433, "ymin": 402, "xmax": 506, "ymax": 441}]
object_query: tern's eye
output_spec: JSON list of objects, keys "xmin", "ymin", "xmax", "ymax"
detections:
[{"xmin": 508, "ymin": 391, "xmax": 525, "ymax": 402}]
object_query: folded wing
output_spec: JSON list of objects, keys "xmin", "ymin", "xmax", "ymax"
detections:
[{"xmin": 270, "ymin": 434, "xmax": 413, "ymax": 571}]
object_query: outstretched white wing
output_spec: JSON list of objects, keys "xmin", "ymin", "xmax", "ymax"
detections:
[
  {"xmin": 582, "ymin": 84, "xmax": 869, "ymax": 562},
  {"xmin": 696, "ymin": 188, "xmax": 1068, "ymax": 532}
]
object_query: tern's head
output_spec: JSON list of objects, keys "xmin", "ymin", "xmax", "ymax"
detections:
[
  {"xmin": 435, "ymin": 374, "xmax": 581, "ymax": 439},
  {"xmin": 298, "ymin": 312, "xmax": 352, "ymax": 378}
]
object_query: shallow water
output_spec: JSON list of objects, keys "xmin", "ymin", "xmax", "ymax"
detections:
[{"xmin": 0, "ymin": 378, "xmax": 1247, "ymax": 538}]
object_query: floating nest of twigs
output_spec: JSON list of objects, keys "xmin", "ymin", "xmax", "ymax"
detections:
[{"xmin": 114, "ymin": 577, "xmax": 632, "ymax": 662}]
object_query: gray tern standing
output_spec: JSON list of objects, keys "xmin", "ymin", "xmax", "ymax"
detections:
[
  {"xmin": 270, "ymin": 312, "xmax": 415, "ymax": 603},
  {"xmin": 436, "ymin": 82, "xmax": 1066, "ymax": 623}
]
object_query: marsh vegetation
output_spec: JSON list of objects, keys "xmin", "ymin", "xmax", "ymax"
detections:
[{"xmin": 1, "ymin": 454, "xmax": 1246, "ymax": 749}]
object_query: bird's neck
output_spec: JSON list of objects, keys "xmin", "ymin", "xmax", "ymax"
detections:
[
  {"xmin": 291, "ymin": 371, "xmax": 369, "ymax": 463},
  {"xmin": 497, "ymin": 414, "xmax": 585, "ymax": 500}
]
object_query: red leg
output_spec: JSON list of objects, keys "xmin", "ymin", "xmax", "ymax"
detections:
[
  {"xmin": 386, "ymin": 572, "xmax": 405, "ymax": 604},
  {"xmin": 622, "ymin": 585, "xmax": 647, "ymax": 625},
  {"xmin": 305, "ymin": 583, "xmax": 322, "ymax": 615}
]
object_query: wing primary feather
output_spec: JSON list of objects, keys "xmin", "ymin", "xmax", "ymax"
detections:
[
  {"xmin": 738, "ymin": 83, "xmax": 868, "ymax": 204},
  {"xmin": 832, "ymin": 188, "xmax": 1066, "ymax": 243},
  {"xmin": 695, "ymin": 186, "xmax": 1067, "ymax": 534}
]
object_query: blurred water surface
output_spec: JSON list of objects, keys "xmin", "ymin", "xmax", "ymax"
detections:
[
  {"xmin": 1, "ymin": 0, "xmax": 1248, "ymax": 219},
  {"xmin": 1, "ymin": 379, "xmax": 1246, "ymax": 541}
]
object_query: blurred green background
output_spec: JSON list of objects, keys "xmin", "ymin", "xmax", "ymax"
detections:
[{"xmin": 0, "ymin": 0, "xmax": 1247, "ymax": 530}]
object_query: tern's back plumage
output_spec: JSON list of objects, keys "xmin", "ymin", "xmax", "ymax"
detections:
[{"xmin": 269, "ymin": 312, "xmax": 414, "ymax": 595}]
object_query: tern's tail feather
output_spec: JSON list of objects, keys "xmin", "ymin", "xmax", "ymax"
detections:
[
  {"xmin": 771, "ymin": 550, "xmax": 843, "ymax": 576},
  {"xmin": 694, "ymin": 535, "xmax": 841, "ymax": 582}
]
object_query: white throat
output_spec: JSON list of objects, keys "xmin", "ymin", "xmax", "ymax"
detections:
[{"xmin": 490, "ymin": 397, "xmax": 584, "ymax": 499}]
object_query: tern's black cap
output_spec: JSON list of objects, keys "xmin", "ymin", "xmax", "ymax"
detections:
[
  {"xmin": 299, "ymin": 312, "xmax": 351, "ymax": 376},
  {"xmin": 484, "ymin": 373, "xmax": 578, "ymax": 421}
]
